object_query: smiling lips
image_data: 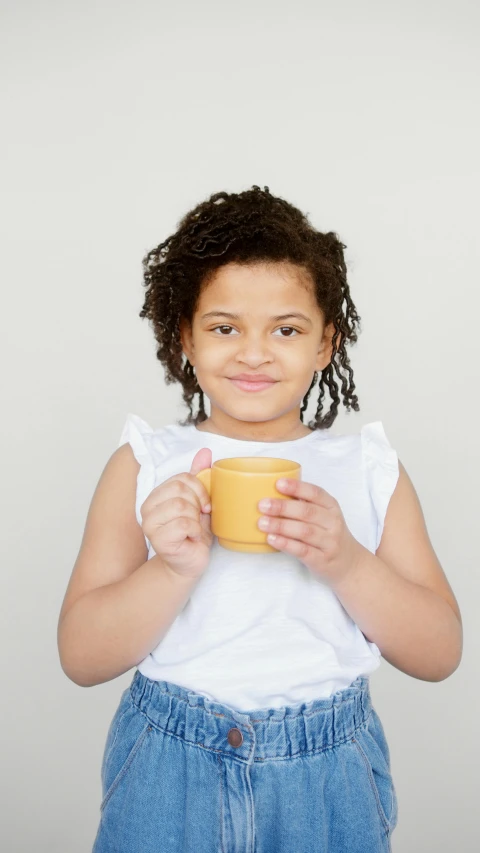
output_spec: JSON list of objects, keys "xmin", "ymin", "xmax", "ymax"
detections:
[{"xmin": 228, "ymin": 374, "xmax": 278, "ymax": 392}]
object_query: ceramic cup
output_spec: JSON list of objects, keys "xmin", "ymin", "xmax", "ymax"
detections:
[{"xmin": 196, "ymin": 456, "xmax": 301, "ymax": 552}]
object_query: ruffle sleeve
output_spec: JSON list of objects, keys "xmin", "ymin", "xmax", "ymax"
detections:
[
  {"xmin": 118, "ymin": 413, "xmax": 160, "ymax": 551},
  {"xmin": 361, "ymin": 421, "xmax": 400, "ymax": 552}
]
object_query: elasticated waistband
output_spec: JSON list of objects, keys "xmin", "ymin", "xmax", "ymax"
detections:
[{"xmin": 130, "ymin": 670, "xmax": 372, "ymax": 764}]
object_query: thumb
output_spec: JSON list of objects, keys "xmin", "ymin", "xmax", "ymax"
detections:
[{"xmin": 189, "ymin": 446, "xmax": 212, "ymax": 476}]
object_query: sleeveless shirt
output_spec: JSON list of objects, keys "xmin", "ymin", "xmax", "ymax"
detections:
[{"xmin": 118, "ymin": 414, "xmax": 399, "ymax": 712}]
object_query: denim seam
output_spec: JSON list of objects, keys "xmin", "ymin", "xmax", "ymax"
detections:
[
  {"xmin": 351, "ymin": 731, "xmax": 392, "ymax": 836},
  {"xmin": 103, "ymin": 704, "xmax": 131, "ymax": 773},
  {"xmin": 100, "ymin": 724, "xmax": 152, "ymax": 812},
  {"xmin": 217, "ymin": 754, "xmax": 225, "ymax": 853}
]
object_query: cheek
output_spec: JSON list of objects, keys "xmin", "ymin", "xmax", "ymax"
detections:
[
  {"xmin": 202, "ymin": 344, "xmax": 227, "ymax": 363},
  {"xmin": 288, "ymin": 344, "xmax": 318, "ymax": 369},
  {"xmin": 207, "ymin": 334, "xmax": 242, "ymax": 354},
  {"xmin": 195, "ymin": 344, "xmax": 229, "ymax": 373}
]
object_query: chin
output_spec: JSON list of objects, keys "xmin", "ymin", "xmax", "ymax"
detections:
[{"xmin": 215, "ymin": 404, "xmax": 290, "ymax": 425}]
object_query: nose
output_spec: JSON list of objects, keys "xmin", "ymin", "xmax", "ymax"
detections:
[{"xmin": 234, "ymin": 332, "xmax": 274, "ymax": 368}]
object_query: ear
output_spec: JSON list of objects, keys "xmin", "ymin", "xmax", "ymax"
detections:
[
  {"xmin": 179, "ymin": 317, "xmax": 194, "ymax": 366},
  {"xmin": 315, "ymin": 323, "xmax": 337, "ymax": 372}
]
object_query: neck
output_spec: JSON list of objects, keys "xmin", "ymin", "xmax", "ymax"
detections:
[{"xmin": 195, "ymin": 410, "xmax": 312, "ymax": 442}]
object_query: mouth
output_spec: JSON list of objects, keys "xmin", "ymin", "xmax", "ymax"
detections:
[{"xmin": 228, "ymin": 378, "xmax": 278, "ymax": 393}]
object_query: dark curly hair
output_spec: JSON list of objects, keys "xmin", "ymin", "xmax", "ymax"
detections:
[{"xmin": 139, "ymin": 185, "xmax": 361, "ymax": 430}]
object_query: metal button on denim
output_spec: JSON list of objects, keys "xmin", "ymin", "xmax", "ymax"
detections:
[{"xmin": 227, "ymin": 727, "xmax": 243, "ymax": 748}]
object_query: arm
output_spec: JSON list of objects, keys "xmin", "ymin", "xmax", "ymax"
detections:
[
  {"xmin": 259, "ymin": 461, "xmax": 463, "ymax": 683},
  {"xmin": 330, "ymin": 462, "xmax": 463, "ymax": 682},
  {"xmin": 58, "ymin": 556, "xmax": 198, "ymax": 687},
  {"xmin": 57, "ymin": 443, "xmax": 198, "ymax": 687}
]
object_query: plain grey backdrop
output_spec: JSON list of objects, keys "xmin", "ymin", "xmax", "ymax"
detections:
[{"xmin": 1, "ymin": 0, "xmax": 478, "ymax": 850}]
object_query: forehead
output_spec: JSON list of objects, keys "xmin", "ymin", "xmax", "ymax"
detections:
[{"xmin": 198, "ymin": 261, "xmax": 316, "ymax": 306}]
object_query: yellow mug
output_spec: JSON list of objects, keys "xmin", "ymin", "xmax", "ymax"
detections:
[{"xmin": 196, "ymin": 457, "xmax": 301, "ymax": 553}]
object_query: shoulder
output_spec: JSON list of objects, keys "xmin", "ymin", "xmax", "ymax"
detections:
[
  {"xmin": 311, "ymin": 420, "xmax": 398, "ymax": 470},
  {"xmin": 94, "ymin": 441, "xmax": 142, "ymax": 501},
  {"xmin": 118, "ymin": 414, "xmax": 195, "ymax": 464},
  {"xmin": 114, "ymin": 440, "xmax": 140, "ymax": 465}
]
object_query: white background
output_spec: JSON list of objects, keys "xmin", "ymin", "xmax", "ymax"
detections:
[{"xmin": 1, "ymin": 1, "xmax": 478, "ymax": 850}]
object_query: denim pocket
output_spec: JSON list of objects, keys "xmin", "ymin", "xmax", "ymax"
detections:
[
  {"xmin": 100, "ymin": 689, "xmax": 152, "ymax": 812},
  {"xmin": 352, "ymin": 708, "xmax": 398, "ymax": 834}
]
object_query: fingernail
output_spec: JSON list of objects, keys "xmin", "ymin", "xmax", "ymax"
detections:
[
  {"xmin": 202, "ymin": 503, "xmax": 211, "ymax": 513},
  {"xmin": 276, "ymin": 479, "xmax": 288, "ymax": 489},
  {"xmin": 258, "ymin": 499, "xmax": 271, "ymax": 511}
]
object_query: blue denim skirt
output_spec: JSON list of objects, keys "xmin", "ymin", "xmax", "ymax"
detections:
[{"xmin": 92, "ymin": 669, "xmax": 398, "ymax": 852}]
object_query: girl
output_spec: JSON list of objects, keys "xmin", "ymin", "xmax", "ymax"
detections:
[{"xmin": 58, "ymin": 185, "xmax": 462, "ymax": 853}]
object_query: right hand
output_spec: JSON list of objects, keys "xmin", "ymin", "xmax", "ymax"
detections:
[{"xmin": 140, "ymin": 448, "xmax": 213, "ymax": 579}]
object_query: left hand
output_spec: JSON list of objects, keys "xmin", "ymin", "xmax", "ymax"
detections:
[{"xmin": 257, "ymin": 477, "xmax": 363, "ymax": 586}]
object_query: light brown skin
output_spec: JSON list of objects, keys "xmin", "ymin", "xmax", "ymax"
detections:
[
  {"xmin": 180, "ymin": 260, "xmax": 335, "ymax": 442},
  {"xmin": 139, "ymin": 453, "xmax": 213, "ymax": 580},
  {"xmin": 58, "ymin": 260, "xmax": 462, "ymax": 686}
]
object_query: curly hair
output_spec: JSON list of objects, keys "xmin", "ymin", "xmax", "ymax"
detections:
[{"xmin": 139, "ymin": 185, "xmax": 361, "ymax": 430}]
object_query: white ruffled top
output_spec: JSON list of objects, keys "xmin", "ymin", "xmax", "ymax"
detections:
[{"xmin": 118, "ymin": 415, "xmax": 399, "ymax": 712}]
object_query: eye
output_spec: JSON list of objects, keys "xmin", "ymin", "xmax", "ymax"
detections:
[
  {"xmin": 210, "ymin": 325, "xmax": 300, "ymax": 337},
  {"xmin": 273, "ymin": 326, "xmax": 299, "ymax": 337},
  {"xmin": 212, "ymin": 325, "xmax": 238, "ymax": 335}
]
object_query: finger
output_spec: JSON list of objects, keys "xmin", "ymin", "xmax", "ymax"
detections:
[
  {"xmin": 258, "ymin": 515, "xmax": 323, "ymax": 548},
  {"xmin": 182, "ymin": 471, "xmax": 212, "ymax": 512},
  {"xmin": 189, "ymin": 448, "xmax": 212, "ymax": 512},
  {"xmin": 189, "ymin": 447, "xmax": 212, "ymax": 476},
  {"xmin": 258, "ymin": 496, "xmax": 331, "ymax": 530},
  {"xmin": 143, "ymin": 474, "xmax": 210, "ymax": 516},
  {"xmin": 142, "ymin": 495, "xmax": 200, "ymax": 528},
  {"xmin": 141, "ymin": 479, "xmax": 199, "ymax": 516},
  {"xmin": 160, "ymin": 515, "xmax": 203, "ymax": 545},
  {"xmin": 273, "ymin": 478, "xmax": 338, "ymax": 510},
  {"xmin": 263, "ymin": 531, "xmax": 314, "ymax": 561}
]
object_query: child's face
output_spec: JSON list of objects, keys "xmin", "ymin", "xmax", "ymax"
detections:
[{"xmin": 180, "ymin": 261, "xmax": 334, "ymax": 433}]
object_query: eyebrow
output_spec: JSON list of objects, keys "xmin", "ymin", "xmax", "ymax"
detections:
[{"xmin": 200, "ymin": 311, "xmax": 313, "ymax": 326}]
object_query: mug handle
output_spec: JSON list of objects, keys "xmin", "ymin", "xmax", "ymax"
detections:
[{"xmin": 195, "ymin": 468, "xmax": 212, "ymax": 495}]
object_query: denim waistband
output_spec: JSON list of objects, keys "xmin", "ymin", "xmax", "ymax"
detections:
[{"xmin": 130, "ymin": 670, "xmax": 372, "ymax": 763}]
